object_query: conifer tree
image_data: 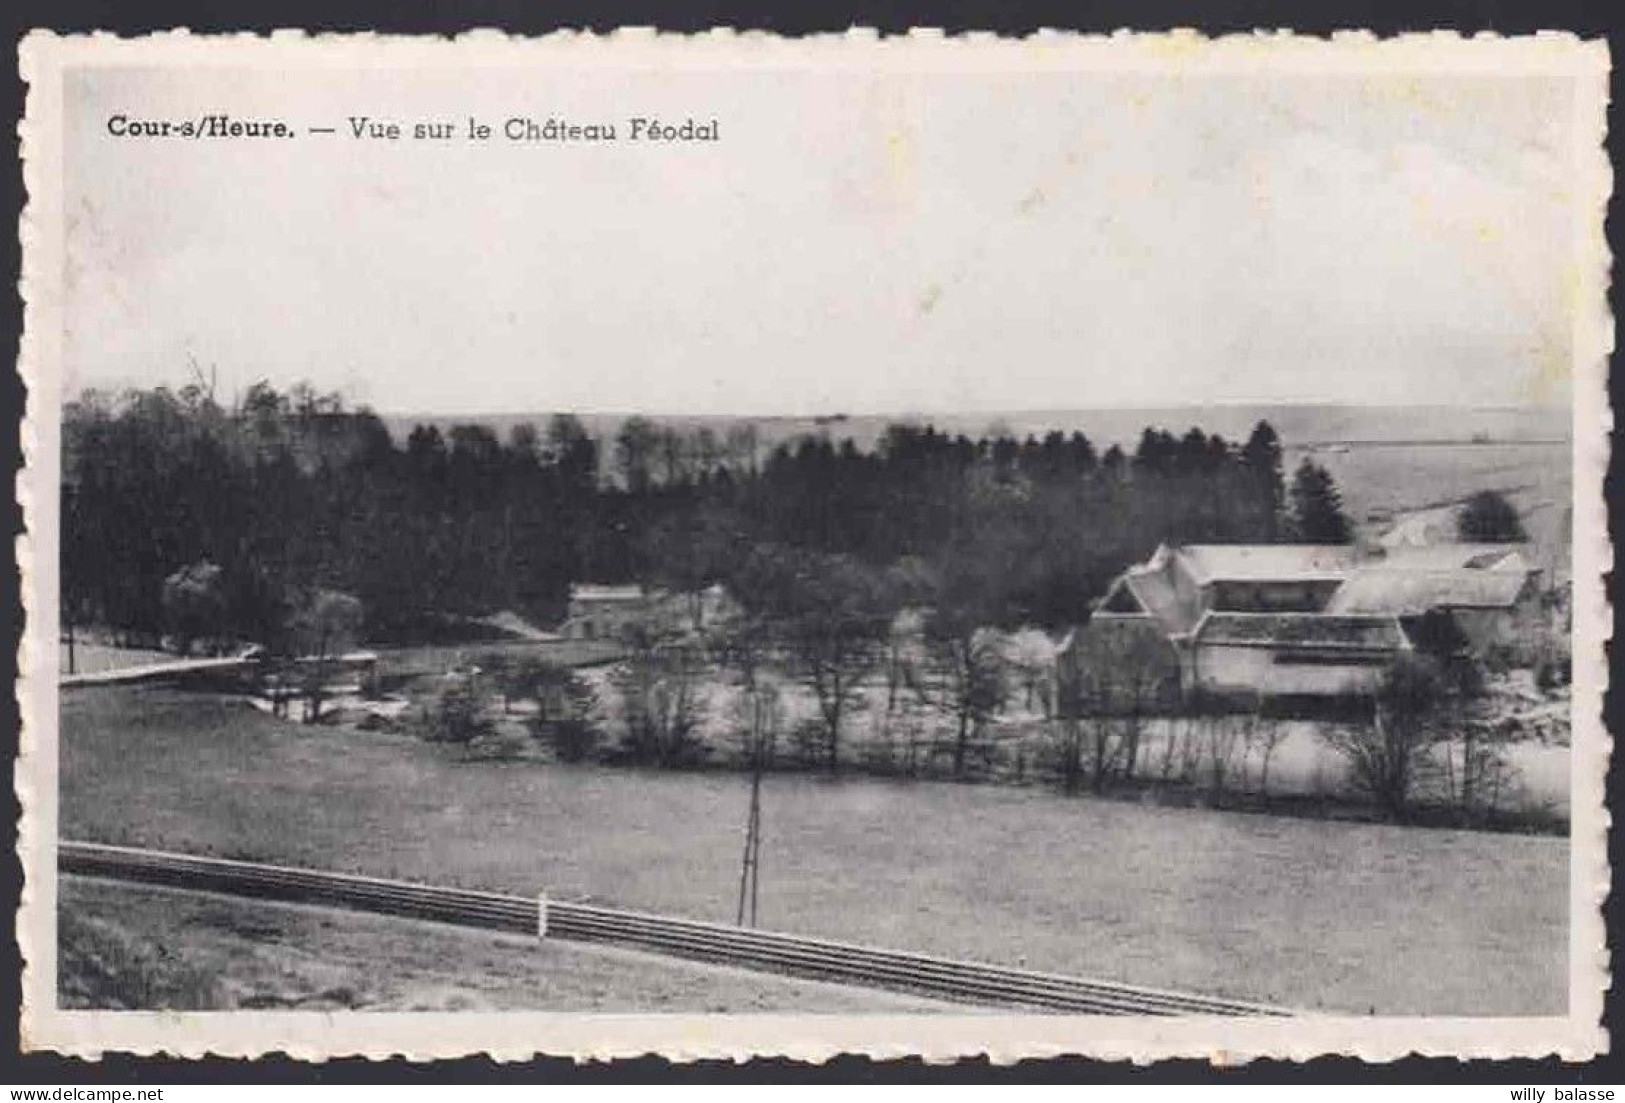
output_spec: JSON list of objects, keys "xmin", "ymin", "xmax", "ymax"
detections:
[
  {"xmin": 1240, "ymin": 421, "xmax": 1286, "ymax": 540},
  {"xmin": 1288, "ymin": 457, "xmax": 1353, "ymax": 544}
]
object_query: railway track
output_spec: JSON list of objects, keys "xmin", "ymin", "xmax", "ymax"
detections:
[{"xmin": 60, "ymin": 840, "xmax": 1289, "ymax": 1017}]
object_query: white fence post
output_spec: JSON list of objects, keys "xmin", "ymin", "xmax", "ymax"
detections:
[{"xmin": 537, "ymin": 892, "xmax": 549, "ymax": 938}]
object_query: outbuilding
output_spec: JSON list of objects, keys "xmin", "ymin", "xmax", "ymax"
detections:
[{"xmin": 1188, "ymin": 613, "xmax": 1411, "ymax": 698}]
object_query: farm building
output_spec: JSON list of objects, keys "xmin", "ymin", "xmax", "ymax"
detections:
[
  {"xmin": 1095, "ymin": 544, "xmax": 1359, "ymax": 629},
  {"xmin": 558, "ymin": 582, "xmax": 737, "ymax": 641},
  {"xmin": 1075, "ymin": 541, "xmax": 1543, "ymax": 700},
  {"xmin": 559, "ymin": 584, "xmax": 651, "ymax": 640},
  {"xmin": 1188, "ymin": 613, "xmax": 1408, "ymax": 697},
  {"xmin": 1322, "ymin": 565, "xmax": 1541, "ymax": 653}
]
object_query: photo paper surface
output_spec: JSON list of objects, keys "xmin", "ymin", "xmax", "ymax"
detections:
[{"xmin": 15, "ymin": 30, "xmax": 1612, "ymax": 1061}]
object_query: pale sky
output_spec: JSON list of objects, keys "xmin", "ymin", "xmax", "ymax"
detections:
[{"xmin": 61, "ymin": 52, "xmax": 1587, "ymax": 416}]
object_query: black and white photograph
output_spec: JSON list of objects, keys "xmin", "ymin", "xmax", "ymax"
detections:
[{"xmin": 16, "ymin": 31, "xmax": 1611, "ymax": 1061}]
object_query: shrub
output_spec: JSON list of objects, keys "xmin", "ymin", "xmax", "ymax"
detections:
[
  {"xmin": 420, "ymin": 677, "xmax": 494, "ymax": 745},
  {"xmin": 1536, "ymin": 658, "xmax": 1571, "ymax": 693},
  {"xmin": 550, "ymin": 715, "xmax": 601, "ymax": 763},
  {"xmin": 476, "ymin": 652, "xmax": 515, "ymax": 710},
  {"xmin": 468, "ymin": 726, "xmax": 530, "ymax": 761},
  {"xmin": 1479, "ymin": 643, "xmax": 1520, "ymax": 675},
  {"xmin": 527, "ymin": 673, "xmax": 601, "ymax": 763},
  {"xmin": 611, "ymin": 641, "xmax": 709, "ymax": 768},
  {"xmin": 1458, "ymin": 489, "xmax": 1528, "ymax": 543},
  {"xmin": 860, "ymin": 730, "xmax": 899, "ymax": 775},
  {"xmin": 790, "ymin": 717, "xmax": 828, "ymax": 770},
  {"xmin": 161, "ymin": 560, "xmax": 227, "ymax": 657}
]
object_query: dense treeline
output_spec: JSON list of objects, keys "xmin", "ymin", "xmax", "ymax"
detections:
[{"xmin": 62, "ymin": 379, "xmax": 1349, "ymax": 649}]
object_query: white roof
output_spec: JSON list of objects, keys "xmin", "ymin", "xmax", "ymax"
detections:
[
  {"xmin": 1324, "ymin": 569, "xmax": 1532, "ymax": 615},
  {"xmin": 570, "ymin": 583, "xmax": 647, "ymax": 602},
  {"xmin": 1173, "ymin": 544, "xmax": 1360, "ymax": 584},
  {"xmin": 1372, "ymin": 544, "xmax": 1530, "ymax": 573}
]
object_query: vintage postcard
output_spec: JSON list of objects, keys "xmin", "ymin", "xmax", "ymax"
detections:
[{"xmin": 15, "ymin": 30, "xmax": 1612, "ymax": 1062}]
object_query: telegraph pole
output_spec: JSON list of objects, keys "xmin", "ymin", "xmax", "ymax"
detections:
[
  {"xmin": 736, "ymin": 687, "xmax": 773, "ymax": 927},
  {"xmin": 736, "ymin": 764, "xmax": 762, "ymax": 926}
]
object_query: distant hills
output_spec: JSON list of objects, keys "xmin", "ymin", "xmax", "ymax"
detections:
[{"xmin": 379, "ymin": 403, "xmax": 1570, "ymax": 454}]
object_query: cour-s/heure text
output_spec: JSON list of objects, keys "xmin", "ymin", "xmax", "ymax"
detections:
[{"xmin": 106, "ymin": 113, "xmax": 294, "ymax": 138}]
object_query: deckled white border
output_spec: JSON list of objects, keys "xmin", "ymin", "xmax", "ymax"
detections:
[{"xmin": 14, "ymin": 28, "xmax": 1613, "ymax": 1063}]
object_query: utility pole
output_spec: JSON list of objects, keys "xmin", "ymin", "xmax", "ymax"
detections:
[
  {"xmin": 736, "ymin": 762, "xmax": 762, "ymax": 927},
  {"xmin": 63, "ymin": 485, "xmax": 77, "ymax": 676},
  {"xmin": 735, "ymin": 685, "xmax": 776, "ymax": 928}
]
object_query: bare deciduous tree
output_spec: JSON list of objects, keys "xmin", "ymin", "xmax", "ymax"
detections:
[
  {"xmin": 731, "ymin": 547, "xmax": 894, "ymax": 773},
  {"xmin": 927, "ymin": 626, "xmax": 1007, "ymax": 777},
  {"xmin": 1253, "ymin": 711, "xmax": 1288, "ymax": 796},
  {"xmin": 1053, "ymin": 626, "xmax": 1177, "ymax": 793},
  {"xmin": 1322, "ymin": 653, "xmax": 1451, "ymax": 821}
]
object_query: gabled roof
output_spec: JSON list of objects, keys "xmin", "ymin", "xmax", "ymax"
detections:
[
  {"xmin": 1195, "ymin": 613, "xmax": 1409, "ymax": 652},
  {"xmin": 1172, "ymin": 544, "xmax": 1360, "ymax": 584},
  {"xmin": 1323, "ymin": 569, "xmax": 1531, "ymax": 615},
  {"xmin": 1126, "ymin": 570, "xmax": 1205, "ymax": 635},
  {"xmin": 1095, "ymin": 553, "xmax": 1204, "ymax": 635}
]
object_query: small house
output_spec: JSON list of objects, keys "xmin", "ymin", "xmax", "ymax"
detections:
[
  {"xmin": 559, "ymin": 582, "xmax": 737, "ymax": 642},
  {"xmin": 559, "ymin": 584, "xmax": 658, "ymax": 641}
]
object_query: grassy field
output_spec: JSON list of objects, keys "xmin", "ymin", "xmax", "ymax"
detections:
[
  {"xmin": 61, "ymin": 685, "xmax": 1568, "ymax": 1015},
  {"xmin": 60, "ymin": 876, "xmax": 932, "ymax": 1012},
  {"xmin": 1287, "ymin": 440, "xmax": 1571, "ymax": 551}
]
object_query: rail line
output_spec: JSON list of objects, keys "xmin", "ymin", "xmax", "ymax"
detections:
[{"xmin": 60, "ymin": 840, "xmax": 1289, "ymax": 1017}]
